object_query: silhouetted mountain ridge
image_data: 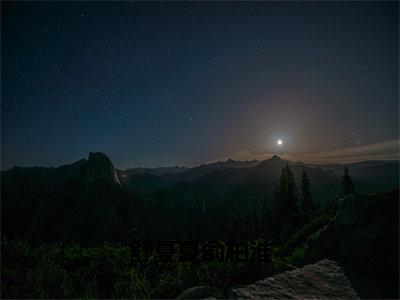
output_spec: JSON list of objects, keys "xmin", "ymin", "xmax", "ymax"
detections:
[{"xmin": 1, "ymin": 152, "xmax": 398, "ymax": 242}]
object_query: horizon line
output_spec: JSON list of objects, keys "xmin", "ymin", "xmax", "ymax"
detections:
[{"xmin": 2, "ymin": 153, "xmax": 399, "ymax": 172}]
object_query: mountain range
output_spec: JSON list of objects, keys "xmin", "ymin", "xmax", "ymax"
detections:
[{"xmin": 2, "ymin": 152, "xmax": 398, "ymax": 242}]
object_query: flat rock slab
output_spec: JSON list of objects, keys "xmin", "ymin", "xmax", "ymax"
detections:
[
  {"xmin": 177, "ymin": 286, "xmax": 222, "ymax": 299},
  {"xmin": 231, "ymin": 259, "xmax": 358, "ymax": 299}
]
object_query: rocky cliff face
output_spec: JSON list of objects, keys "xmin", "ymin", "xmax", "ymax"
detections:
[
  {"xmin": 83, "ymin": 152, "xmax": 121, "ymax": 185},
  {"xmin": 304, "ymin": 190, "xmax": 399, "ymax": 298},
  {"xmin": 306, "ymin": 191, "xmax": 399, "ymax": 276},
  {"xmin": 1, "ymin": 152, "xmax": 124, "ymax": 243},
  {"xmin": 231, "ymin": 259, "xmax": 358, "ymax": 299}
]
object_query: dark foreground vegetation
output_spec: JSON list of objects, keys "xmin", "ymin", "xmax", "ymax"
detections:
[
  {"xmin": 2, "ymin": 239, "xmax": 272, "ymax": 298},
  {"xmin": 3, "ymin": 189, "xmax": 398, "ymax": 298}
]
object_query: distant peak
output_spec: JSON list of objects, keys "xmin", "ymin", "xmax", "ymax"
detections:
[
  {"xmin": 88, "ymin": 152, "xmax": 111, "ymax": 162},
  {"xmin": 258, "ymin": 155, "xmax": 284, "ymax": 167},
  {"xmin": 85, "ymin": 152, "xmax": 120, "ymax": 185},
  {"xmin": 270, "ymin": 155, "xmax": 282, "ymax": 161}
]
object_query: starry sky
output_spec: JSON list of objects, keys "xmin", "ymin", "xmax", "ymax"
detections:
[{"xmin": 1, "ymin": 1, "xmax": 399, "ymax": 169}]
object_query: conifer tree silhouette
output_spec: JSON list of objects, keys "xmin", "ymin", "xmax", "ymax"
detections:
[
  {"xmin": 300, "ymin": 170, "xmax": 314, "ymax": 215},
  {"xmin": 341, "ymin": 166, "xmax": 356, "ymax": 195},
  {"xmin": 276, "ymin": 165, "xmax": 298, "ymax": 221}
]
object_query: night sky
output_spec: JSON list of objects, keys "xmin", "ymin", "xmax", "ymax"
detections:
[{"xmin": 2, "ymin": 1, "xmax": 399, "ymax": 169}]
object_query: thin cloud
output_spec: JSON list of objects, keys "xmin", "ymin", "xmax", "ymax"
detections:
[
  {"xmin": 218, "ymin": 139, "xmax": 399, "ymax": 164},
  {"xmin": 296, "ymin": 139, "xmax": 399, "ymax": 163}
]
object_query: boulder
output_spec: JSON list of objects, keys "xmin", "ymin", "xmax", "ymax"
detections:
[
  {"xmin": 230, "ymin": 259, "xmax": 358, "ymax": 299},
  {"xmin": 177, "ymin": 286, "xmax": 222, "ymax": 299}
]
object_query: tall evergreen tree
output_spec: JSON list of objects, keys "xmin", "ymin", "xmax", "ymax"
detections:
[
  {"xmin": 252, "ymin": 211, "xmax": 259, "ymax": 238},
  {"xmin": 236, "ymin": 218, "xmax": 243, "ymax": 240},
  {"xmin": 276, "ymin": 165, "xmax": 298, "ymax": 222},
  {"xmin": 245, "ymin": 214, "xmax": 254, "ymax": 239},
  {"xmin": 300, "ymin": 170, "xmax": 314, "ymax": 215},
  {"xmin": 261, "ymin": 197, "xmax": 269, "ymax": 235},
  {"xmin": 231, "ymin": 219, "xmax": 240, "ymax": 240},
  {"xmin": 261, "ymin": 196, "xmax": 277, "ymax": 238},
  {"xmin": 341, "ymin": 166, "xmax": 356, "ymax": 195},
  {"xmin": 111, "ymin": 188, "xmax": 142, "ymax": 244}
]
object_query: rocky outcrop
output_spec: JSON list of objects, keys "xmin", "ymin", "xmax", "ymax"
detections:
[
  {"xmin": 2, "ymin": 152, "xmax": 124, "ymax": 243},
  {"xmin": 305, "ymin": 190, "xmax": 399, "ymax": 298},
  {"xmin": 176, "ymin": 286, "xmax": 222, "ymax": 299},
  {"xmin": 84, "ymin": 152, "xmax": 121, "ymax": 185},
  {"xmin": 231, "ymin": 259, "xmax": 358, "ymax": 299},
  {"xmin": 306, "ymin": 191, "xmax": 399, "ymax": 278}
]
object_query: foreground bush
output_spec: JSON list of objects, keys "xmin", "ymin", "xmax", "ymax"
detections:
[{"xmin": 1, "ymin": 239, "xmax": 272, "ymax": 298}]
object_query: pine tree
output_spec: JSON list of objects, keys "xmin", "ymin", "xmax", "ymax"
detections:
[
  {"xmin": 237, "ymin": 218, "xmax": 243, "ymax": 240},
  {"xmin": 245, "ymin": 214, "xmax": 254, "ymax": 239},
  {"xmin": 341, "ymin": 166, "xmax": 356, "ymax": 195},
  {"xmin": 300, "ymin": 170, "xmax": 314, "ymax": 215},
  {"xmin": 261, "ymin": 196, "xmax": 277, "ymax": 238},
  {"xmin": 261, "ymin": 197, "xmax": 269, "ymax": 235},
  {"xmin": 275, "ymin": 165, "xmax": 299, "ymax": 224},
  {"xmin": 111, "ymin": 188, "xmax": 142, "ymax": 244},
  {"xmin": 252, "ymin": 211, "xmax": 259, "ymax": 238},
  {"xmin": 232, "ymin": 219, "xmax": 240, "ymax": 240}
]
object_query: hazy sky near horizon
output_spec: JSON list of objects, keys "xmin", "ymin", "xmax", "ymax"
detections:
[{"xmin": 1, "ymin": 1, "xmax": 399, "ymax": 169}]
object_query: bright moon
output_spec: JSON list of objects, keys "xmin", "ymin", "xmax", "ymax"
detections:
[{"xmin": 277, "ymin": 139, "xmax": 283, "ymax": 146}]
